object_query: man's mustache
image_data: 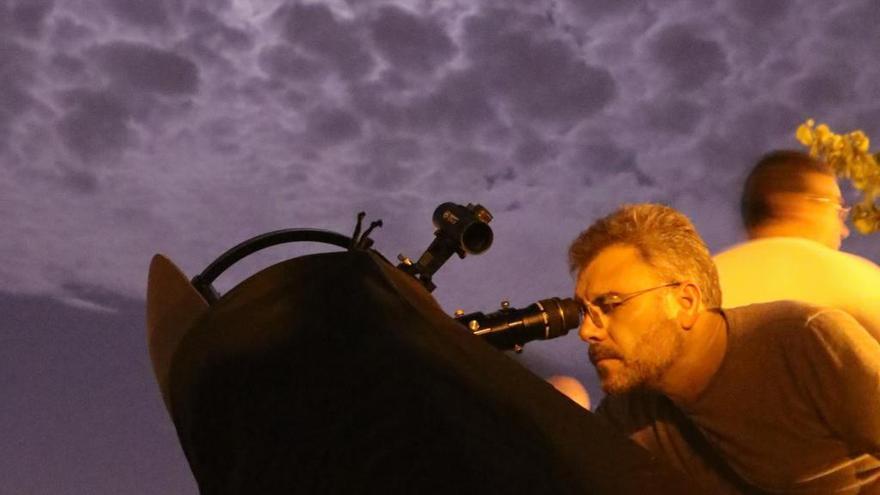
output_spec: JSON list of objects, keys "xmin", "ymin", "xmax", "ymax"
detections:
[{"xmin": 589, "ymin": 345, "xmax": 623, "ymax": 363}]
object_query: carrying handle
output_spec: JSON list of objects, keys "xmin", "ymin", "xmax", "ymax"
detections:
[{"xmin": 190, "ymin": 228, "xmax": 353, "ymax": 304}]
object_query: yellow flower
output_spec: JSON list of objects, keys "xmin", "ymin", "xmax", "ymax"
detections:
[
  {"xmin": 796, "ymin": 119, "xmax": 880, "ymax": 234},
  {"xmin": 795, "ymin": 123, "xmax": 814, "ymax": 146},
  {"xmin": 851, "ymin": 131, "xmax": 870, "ymax": 153},
  {"xmin": 851, "ymin": 204, "xmax": 879, "ymax": 234}
]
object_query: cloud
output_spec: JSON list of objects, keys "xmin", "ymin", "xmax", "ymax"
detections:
[
  {"xmin": 421, "ymin": 145, "xmax": 502, "ymax": 192},
  {"xmin": 484, "ymin": 166, "xmax": 517, "ymax": 190},
  {"xmin": 59, "ymin": 166, "xmax": 100, "ymax": 193},
  {"xmin": 408, "ymin": 70, "xmax": 500, "ymax": 136},
  {"xmin": 348, "ymin": 68, "xmax": 502, "ymax": 140},
  {"xmin": 561, "ymin": 0, "xmax": 643, "ymax": 20},
  {"xmin": 0, "ymin": 39, "xmax": 38, "ymax": 146},
  {"xmin": 361, "ymin": 135, "xmax": 423, "ymax": 163},
  {"xmin": 513, "ymin": 131, "xmax": 559, "ymax": 165},
  {"xmin": 0, "ymin": 82, "xmax": 35, "ymax": 150},
  {"xmin": 181, "ymin": 7, "xmax": 254, "ymax": 68},
  {"xmin": 727, "ymin": 0, "xmax": 792, "ymax": 25},
  {"xmin": 56, "ymin": 88, "xmax": 132, "ymax": 159},
  {"xmin": 790, "ymin": 69, "xmax": 856, "ymax": 114},
  {"xmin": 647, "ymin": 23, "xmax": 729, "ymax": 91},
  {"xmin": 345, "ymin": 136, "xmax": 425, "ymax": 191},
  {"xmin": 368, "ymin": 5, "xmax": 456, "ymax": 74},
  {"xmin": 93, "ymin": 41, "xmax": 200, "ymax": 95},
  {"xmin": 689, "ymin": 101, "xmax": 801, "ymax": 203},
  {"xmin": 10, "ymin": 0, "xmax": 56, "ymax": 38},
  {"xmin": 570, "ymin": 139, "xmax": 654, "ymax": 186},
  {"xmin": 48, "ymin": 14, "xmax": 97, "ymax": 48},
  {"xmin": 275, "ymin": 2, "xmax": 374, "ymax": 80},
  {"xmin": 305, "ymin": 106, "xmax": 362, "ymax": 144},
  {"xmin": 642, "ymin": 97, "xmax": 704, "ymax": 134},
  {"xmin": 462, "ymin": 9, "xmax": 617, "ymax": 127},
  {"xmin": 257, "ymin": 43, "xmax": 326, "ymax": 82},
  {"xmin": 825, "ymin": 0, "xmax": 880, "ymax": 42},
  {"xmin": 352, "ymin": 161, "xmax": 415, "ymax": 191},
  {"xmin": 102, "ymin": 0, "xmax": 169, "ymax": 28},
  {"xmin": 7, "ymin": 0, "xmax": 876, "ymax": 304},
  {"xmin": 731, "ymin": 101, "xmax": 802, "ymax": 153},
  {"xmin": 853, "ymin": 106, "xmax": 880, "ymax": 145},
  {"xmin": 48, "ymin": 52, "xmax": 87, "ymax": 80}
]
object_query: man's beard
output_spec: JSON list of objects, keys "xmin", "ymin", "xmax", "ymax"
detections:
[{"xmin": 592, "ymin": 317, "xmax": 684, "ymax": 395}]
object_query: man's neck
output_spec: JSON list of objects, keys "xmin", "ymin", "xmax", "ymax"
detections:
[
  {"xmin": 748, "ymin": 222, "xmax": 819, "ymax": 244},
  {"xmin": 657, "ymin": 310, "xmax": 728, "ymax": 405}
]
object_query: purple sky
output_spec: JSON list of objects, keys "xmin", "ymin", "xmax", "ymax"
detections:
[{"xmin": 3, "ymin": 0, "xmax": 880, "ymax": 492}]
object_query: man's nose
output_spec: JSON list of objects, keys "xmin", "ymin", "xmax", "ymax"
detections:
[{"xmin": 578, "ymin": 317, "xmax": 606, "ymax": 343}]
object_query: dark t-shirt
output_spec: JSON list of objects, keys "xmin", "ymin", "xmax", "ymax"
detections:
[{"xmin": 596, "ymin": 302, "xmax": 880, "ymax": 494}]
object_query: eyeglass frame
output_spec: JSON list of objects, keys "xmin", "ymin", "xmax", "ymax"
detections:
[
  {"xmin": 578, "ymin": 281, "xmax": 681, "ymax": 329},
  {"xmin": 804, "ymin": 194, "xmax": 851, "ymax": 222}
]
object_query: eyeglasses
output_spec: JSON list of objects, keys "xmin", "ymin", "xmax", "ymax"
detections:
[
  {"xmin": 578, "ymin": 282, "xmax": 681, "ymax": 329},
  {"xmin": 804, "ymin": 195, "xmax": 851, "ymax": 222}
]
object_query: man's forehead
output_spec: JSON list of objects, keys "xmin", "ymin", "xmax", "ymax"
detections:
[
  {"xmin": 803, "ymin": 172, "xmax": 843, "ymax": 200},
  {"xmin": 575, "ymin": 244, "xmax": 656, "ymax": 296}
]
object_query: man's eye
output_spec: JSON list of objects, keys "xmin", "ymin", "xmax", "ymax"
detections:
[{"xmin": 597, "ymin": 300, "xmax": 619, "ymax": 314}]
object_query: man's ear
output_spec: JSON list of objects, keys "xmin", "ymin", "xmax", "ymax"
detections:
[{"xmin": 675, "ymin": 282, "xmax": 702, "ymax": 330}]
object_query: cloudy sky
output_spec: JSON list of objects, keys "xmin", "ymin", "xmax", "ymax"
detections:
[{"xmin": 3, "ymin": 0, "xmax": 880, "ymax": 492}]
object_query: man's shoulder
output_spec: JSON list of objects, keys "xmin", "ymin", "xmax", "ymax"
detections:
[
  {"xmin": 725, "ymin": 300, "xmax": 825, "ymax": 324},
  {"xmin": 714, "ymin": 238, "xmax": 806, "ymax": 263},
  {"xmin": 725, "ymin": 303, "xmax": 869, "ymax": 348},
  {"xmin": 714, "ymin": 239, "xmax": 880, "ymax": 309},
  {"xmin": 714, "ymin": 237, "xmax": 816, "ymax": 258},
  {"xmin": 800, "ymin": 307, "xmax": 872, "ymax": 343},
  {"xmin": 596, "ymin": 391, "xmax": 750, "ymax": 494},
  {"xmin": 715, "ymin": 237, "xmax": 879, "ymax": 272},
  {"xmin": 724, "ymin": 302, "xmax": 852, "ymax": 337}
]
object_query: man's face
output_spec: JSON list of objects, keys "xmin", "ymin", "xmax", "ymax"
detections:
[
  {"xmin": 802, "ymin": 173, "xmax": 850, "ymax": 250},
  {"xmin": 574, "ymin": 244, "xmax": 684, "ymax": 395},
  {"xmin": 771, "ymin": 173, "xmax": 849, "ymax": 249}
]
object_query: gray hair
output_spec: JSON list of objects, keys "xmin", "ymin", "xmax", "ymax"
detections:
[{"xmin": 568, "ymin": 203, "xmax": 722, "ymax": 308}]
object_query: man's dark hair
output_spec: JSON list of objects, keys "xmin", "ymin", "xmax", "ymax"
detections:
[{"xmin": 740, "ymin": 150, "xmax": 835, "ymax": 230}]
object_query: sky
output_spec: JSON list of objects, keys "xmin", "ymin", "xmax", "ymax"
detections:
[{"xmin": 2, "ymin": 0, "xmax": 880, "ymax": 493}]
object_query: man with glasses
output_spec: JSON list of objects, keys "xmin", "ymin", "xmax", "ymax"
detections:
[
  {"xmin": 570, "ymin": 203, "xmax": 880, "ymax": 493},
  {"xmin": 713, "ymin": 150, "xmax": 880, "ymax": 339}
]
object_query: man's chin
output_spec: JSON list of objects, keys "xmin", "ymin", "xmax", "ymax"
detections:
[
  {"xmin": 601, "ymin": 380, "xmax": 636, "ymax": 395},
  {"xmin": 599, "ymin": 374, "xmax": 637, "ymax": 395}
]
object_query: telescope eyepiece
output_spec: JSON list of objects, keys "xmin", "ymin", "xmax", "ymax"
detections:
[
  {"xmin": 456, "ymin": 297, "xmax": 582, "ymax": 351},
  {"xmin": 432, "ymin": 202, "xmax": 494, "ymax": 255},
  {"xmin": 461, "ymin": 221, "xmax": 493, "ymax": 254}
]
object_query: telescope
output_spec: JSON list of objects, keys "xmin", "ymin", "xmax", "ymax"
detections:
[
  {"xmin": 456, "ymin": 297, "xmax": 581, "ymax": 352},
  {"xmin": 397, "ymin": 202, "xmax": 494, "ymax": 292},
  {"xmin": 186, "ymin": 201, "xmax": 580, "ymax": 351},
  {"xmin": 146, "ymin": 200, "xmax": 698, "ymax": 494}
]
